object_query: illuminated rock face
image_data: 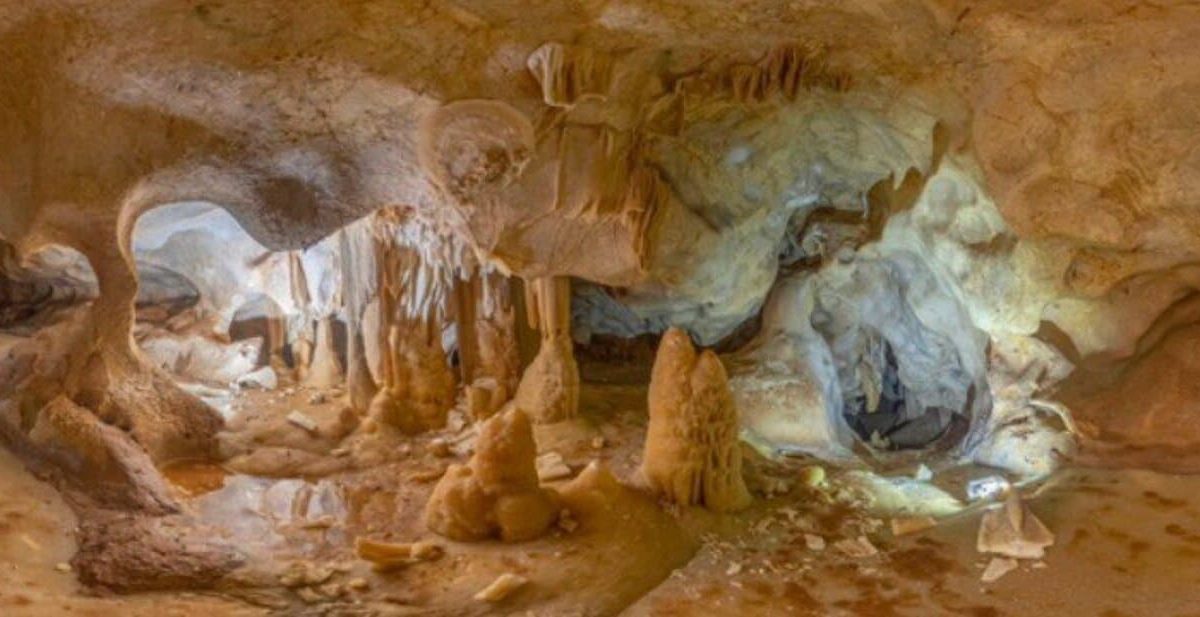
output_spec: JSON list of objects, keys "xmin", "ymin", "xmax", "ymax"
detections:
[{"xmin": 641, "ymin": 328, "xmax": 750, "ymax": 512}]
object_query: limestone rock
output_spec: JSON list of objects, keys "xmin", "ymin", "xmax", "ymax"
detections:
[
  {"xmin": 355, "ymin": 538, "xmax": 444, "ymax": 572},
  {"xmin": 514, "ymin": 336, "xmax": 580, "ymax": 424},
  {"xmin": 236, "ymin": 366, "xmax": 278, "ymax": 391},
  {"xmin": 424, "ymin": 406, "xmax": 560, "ymax": 542},
  {"xmin": 27, "ymin": 396, "xmax": 178, "ymax": 514},
  {"xmin": 640, "ymin": 328, "xmax": 750, "ymax": 512},
  {"xmin": 515, "ymin": 277, "xmax": 579, "ymax": 424},
  {"xmin": 474, "ymin": 572, "xmax": 528, "ymax": 603},
  {"xmin": 977, "ymin": 493, "xmax": 1055, "ymax": 560}
]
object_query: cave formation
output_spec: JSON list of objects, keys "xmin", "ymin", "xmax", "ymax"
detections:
[{"xmin": 2, "ymin": 1, "xmax": 1200, "ymax": 615}]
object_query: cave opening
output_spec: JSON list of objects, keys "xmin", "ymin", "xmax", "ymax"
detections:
[{"xmin": 839, "ymin": 336, "xmax": 970, "ymax": 452}]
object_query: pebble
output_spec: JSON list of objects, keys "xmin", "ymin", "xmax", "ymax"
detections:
[{"xmin": 981, "ymin": 557, "xmax": 1018, "ymax": 583}]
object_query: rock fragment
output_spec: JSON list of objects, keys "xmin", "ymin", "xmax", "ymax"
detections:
[
  {"xmin": 833, "ymin": 536, "xmax": 878, "ymax": 558},
  {"xmin": 474, "ymin": 573, "xmax": 528, "ymax": 602},
  {"xmin": 355, "ymin": 538, "xmax": 444, "ymax": 571},
  {"xmin": 536, "ymin": 451, "xmax": 573, "ymax": 481},
  {"xmin": 977, "ymin": 493, "xmax": 1054, "ymax": 559},
  {"xmin": 980, "ymin": 557, "xmax": 1018, "ymax": 583},
  {"xmin": 286, "ymin": 410, "xmax": 319, "ymax": 433},
  {"xmin": 891, "ymin": 516, "xmax": 937, "ymax": 536}
]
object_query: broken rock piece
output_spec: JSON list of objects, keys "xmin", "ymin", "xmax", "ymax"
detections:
[
  {"xmin": 804, "ymin": 534, "xmax": 826, "ymax": 551},
  {"xmin": 980, "ymin": 557, "xmax": 1018, "ymax": 583},
  {"xmin": 640, "ymin": 328, "xmax": 751, "ymax": 512},
  {"xmin": 424, "ymin": 405, "xmax": 561, "ymax": 541},
  {"xmin": 286, "ymin": 410, "xmax": 319, "ymax": 433},
  {"xmin": 474, "ymin": 572, "xmax": 529, "ymax": 602},
  {"xmin": 833, "ymin": 536, "xmax": 878, "ymax": 558},
  {"xmin": 536, "ymin": 451, "xmax": 573, "ymax": 481},
  {"xmin": 355, "ymin": 538, "xmax": 444, "ymax": 571},
  {"xmin": 237, "ymin": 366, "xmax": 278, "ymax": 390},
  {"xmin": 891, "ymin": 516, "xmax": 937, "ymax": 536},
  {"xmin": 977, "ymin": 492, "xmax": 1054, "ymax": 559},
  {"xmin": 967, "ymin": 475, "xmax": 1011, "ymax": 502}
]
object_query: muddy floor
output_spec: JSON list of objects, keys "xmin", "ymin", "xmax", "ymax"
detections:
[{"xmin": 2, "ymin": 373, "xmax": 1199, "ymax": 616}]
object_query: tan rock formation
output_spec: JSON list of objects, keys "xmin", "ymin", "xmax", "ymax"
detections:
[
  {"xmin": 455, "ymin": 268, "xmax": 521, "ymax": 420},
  {"xmin": 366, "ymin": 210, "xmax": 457, "ymax": 434},
  {"xmin": 25, "ymin": 396, "xmax": 178, "ymax": 513},
  {"xmin": 515, "ymin": 277, "xmax": 579, "ymax": 423},
  {"xmin": 424, "ymin": 405, "xmax": 560, "ymax": 542},
  {"xmin": 640, "ymin": 328, "xmax": 750, "ymax": 512}
]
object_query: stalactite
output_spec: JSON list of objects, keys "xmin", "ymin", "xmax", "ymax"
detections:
[
  {"xmin": 514, "ymin": 276, "xmax": 579, "ymax": 423},
  {"xmin": 287, "ymin": 251, "xmax": 314, "ymax": 381},
  {"xmin": 457, "ymin": 268, "xmax": 521, "ymax": 421},
  {"xmin": 338, "ymin": 227, "xmax": 378, "ymax": 413},
  {"xmin": 366, "ymin": 210, "xmax": 457, "ymax": 434}
]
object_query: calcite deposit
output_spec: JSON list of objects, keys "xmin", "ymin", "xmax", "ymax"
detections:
[
  {"xmin": 641, "ymin": 328, "xmax": 751, "ymax": 512},
  {"xmin": 424, "ymin": 406, "xmax": 561, "ymax": 542},
  {"xmin": 1, "ymin": 0, "xmax": 1199, "ymax": 614}
]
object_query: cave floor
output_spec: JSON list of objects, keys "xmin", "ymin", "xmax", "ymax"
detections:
[{"xmin": 1, "ymin": 373, "xmax": 1199, "ymax": 616}]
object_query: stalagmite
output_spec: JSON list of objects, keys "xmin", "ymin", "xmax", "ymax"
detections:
[
  {"xmin": 305, "ymin": 315, "xmax": 344, "ymax": 389},
  {"xmin": 424, "ymin": 405, "xmax": 560, "ymax": 542},
  {"xmin": 366, "ymin": 211, "xmax": 457, "ymax": 434},
  {"xmin": 640, "ymin": 328, "xmax": 751, "ymax": 512},
  {"xmin": 456, "ymin": 268, "xmax": 521, "ymax": 421},
  {"xmin": 337, "ymin": 224, "xmax": 379, "ymax": 413},
  {"xmin": 287, "ymin": 251, "xmax": 315, "ymax": 382},
  {"xmin": 514, "ymin": 277, "xmax": 579, "ymax": 423}
]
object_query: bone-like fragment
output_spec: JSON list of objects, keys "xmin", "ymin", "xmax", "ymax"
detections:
[
  {"xmin": 536, "ymin": 451, "xmax": 573, "ymax": 482},
  {"xmin": 355, "ymin": 537, "xmax": 444, "ymax": 571},
  {"xmin": 286, "ymin": 410, "xmax": 319, "ymax": 433},
  {"xmin": 474, "ymin": 572, "xmax": 528, "ymax": 602}
]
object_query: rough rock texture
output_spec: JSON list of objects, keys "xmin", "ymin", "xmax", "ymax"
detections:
[
  {"xmin": 973, "ymin": 335, "xmax": 1077, "ymax": 477},
  {"xmin": 1063, "ymin": 322, "xmax": 1200, "ymax": 452},
  {"xmin": 0, "ymin": 305, "xmax": 222, "ymax": 465},
  {"xmin": 424, "ymin": 406, "xmax": 560, "ymax": 542},
  {"xmin": 23, "ymin": 396, "xmax": 178, "ymax": 514},
  {"xmin": 515, "ymin": 277, "xmax": 580, "ymax": 423},
  {"xmin": 366, "ymin": 212, "xmax": 458, "ymax": 434},
  {"xmin": 73, "ymin": 514, "xmax": 244, "ymax": 592},
  {"xmin": 640, "ymin": 328, "xmax": 750, "ymax": 512}
]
